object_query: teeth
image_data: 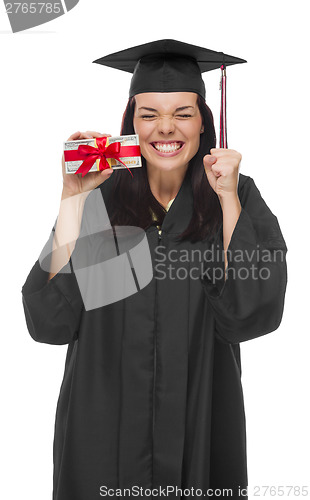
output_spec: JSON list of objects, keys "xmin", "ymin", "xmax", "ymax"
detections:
[{"xmin": 153, "ymin": 142, "xmax": 182, "ymax": 153}]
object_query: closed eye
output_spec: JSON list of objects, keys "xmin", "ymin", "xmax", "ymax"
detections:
[{"xmin": 141, "ymin": 113, "xmax": 193, "ymax": 119}]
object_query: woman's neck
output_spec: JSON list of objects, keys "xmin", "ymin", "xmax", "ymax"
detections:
[{"xmin": 146, "ymin": 164, "xmax": 188, "ymax": 207}]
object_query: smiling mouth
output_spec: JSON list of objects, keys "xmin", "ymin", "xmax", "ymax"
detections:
[{"xmin": 151, "ymin": 141, "xmax": 184, "ymax": 153}]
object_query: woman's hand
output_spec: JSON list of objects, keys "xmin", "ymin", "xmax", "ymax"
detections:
[
  {"xmin": 62, "ymin": 131, "xmax": 114, "ymax": 199},
  {"xmin": 203, "ymin": 148, "xmax": 242, "ymax": 201},
  {"xmin": 204, "ymin": 149, "xmax": 242, "ymax": 270}
]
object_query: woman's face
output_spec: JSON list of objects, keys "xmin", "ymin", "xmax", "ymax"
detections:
[{"xmin": 133, "ymin": 92, "xmax": 203, "ymax": 173}]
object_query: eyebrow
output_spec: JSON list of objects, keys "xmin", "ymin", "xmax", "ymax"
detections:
[{"xmin": 138, "ymin": 106, "xmax": 195, "ymax": 112}]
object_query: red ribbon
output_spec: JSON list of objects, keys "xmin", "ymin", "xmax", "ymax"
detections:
[{"xmin": 64, "ymin": 137, "xmax": 141, "ymax": 177}]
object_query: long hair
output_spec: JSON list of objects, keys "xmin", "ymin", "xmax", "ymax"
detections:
[{"xmin": 106, "ymin": 94, "xmax": 222, "ymax": 243}]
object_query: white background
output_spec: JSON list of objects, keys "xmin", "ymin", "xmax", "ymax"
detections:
[{"xmin": 0, "ymin": 0, "xmax": 309, "ymax": 498}]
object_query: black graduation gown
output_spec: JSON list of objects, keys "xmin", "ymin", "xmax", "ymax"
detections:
[{"xmin": 21, "ymin": 172, "xmax": 287, "ymax": 500}]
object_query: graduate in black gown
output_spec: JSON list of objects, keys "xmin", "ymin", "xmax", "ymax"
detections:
[{"xmin": 21, "ymin": 40, "xmax": 288, "ymax": 500}]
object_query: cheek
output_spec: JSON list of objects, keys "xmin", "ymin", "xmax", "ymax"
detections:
[
  {"xmin": 133, "ymin": 119, "xmax": 152, "ymax": 141},
  {"xmin": 187, "ymin": 123, "xmax": 202, "ymax": 149}
]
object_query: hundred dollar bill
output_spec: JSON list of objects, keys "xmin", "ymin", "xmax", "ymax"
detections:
[{"xmin": 64, "ymin": 134, "xmax": 141, "ymax": 174}]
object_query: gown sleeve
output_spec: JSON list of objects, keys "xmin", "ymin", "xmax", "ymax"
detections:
[
  {"xmin": 200, "ymin": 175, "xmax": 288, "ymax": 344},
  {"xmin": 21, "ymin": 225, "xmax": 84, "ymax": 345},
  {"xmin": 21, "ymin": 179, "xmax": 115, "ymax": 345}
]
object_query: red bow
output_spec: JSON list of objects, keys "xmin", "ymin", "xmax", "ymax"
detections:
[{"xmin": 64, "ymin": 137, "xmax": 139, "ymax": 177}]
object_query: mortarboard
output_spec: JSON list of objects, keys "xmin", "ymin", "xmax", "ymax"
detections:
[{"xmin": 93, "ymin": 39, "xmax": 246, "ymax": 148}]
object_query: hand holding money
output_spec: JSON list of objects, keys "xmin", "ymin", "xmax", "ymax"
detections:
[{"xmin": 62, "ymin": 131, "xmax": 114, "ymax": 200}]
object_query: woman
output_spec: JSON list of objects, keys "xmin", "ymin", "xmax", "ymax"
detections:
[{"xmin": 22, "ymin": 42, "xmax": 287, "ymax": 500}]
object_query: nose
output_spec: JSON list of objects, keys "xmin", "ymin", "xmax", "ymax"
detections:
[{"xmin": 157, "ymin": 116, "xmax": 175, "ymax": 135}]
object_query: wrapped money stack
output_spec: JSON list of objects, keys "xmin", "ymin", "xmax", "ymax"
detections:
[{"xmin": 64, "ymin": 134, "xmax": 142, "ymax": 177}]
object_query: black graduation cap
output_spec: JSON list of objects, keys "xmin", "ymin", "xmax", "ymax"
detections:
[{"xmin": 93, "ymin": 39, "xmax": 246, "ymax": 148}]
